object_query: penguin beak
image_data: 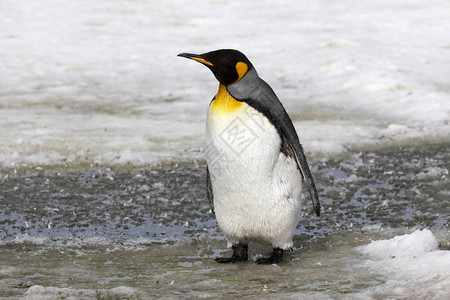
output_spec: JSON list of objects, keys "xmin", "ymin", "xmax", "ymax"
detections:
[{"xmin": 177, "ymin": 53, "xmax": 214, "ymax": 67}]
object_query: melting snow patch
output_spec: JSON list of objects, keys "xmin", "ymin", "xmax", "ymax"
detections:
[
  {"xmin": 361, "ymin": 224, "xmax": 382, "ymax": 232},
  {"xmin": 360, "ymin": 229, "xmax": 438, "ymax": 259},
  {"xmin": 12, "ymin": 234, "xmax": 48, "ymax": 246},
  {"xmin": 416, "ymin": 167, "xmax": 448, "ymax": 180},
  {"xmin": 25, "ymin": 285, "xmax": 140, "ymax": 299},
  {"xmin": 357, "ymin": 229, "xmax": 450, "ymax": 299}
]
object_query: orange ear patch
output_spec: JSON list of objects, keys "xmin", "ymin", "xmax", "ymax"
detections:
[{"xmin": 235, "ymin": 62, "xmax": 248, "ymax": 82}]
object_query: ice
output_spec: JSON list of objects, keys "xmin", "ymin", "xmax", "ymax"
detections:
[
  {"xmin": 25, "ymin": 285, "xmax": 140, "ymax": 299},
  {"xmin": 13, "ymin": 234, "xmax": 48, "ymax": 246},
  {"xmin": 361, "ymin": 224, "xmax": 383, "ymax": 232},
  {"xmin": 1, "ymin": 0, "xmax": 449, "ymax": 168},
  {"xmin": 357, "ymin": 229, "xmax": 450, "ymax": 298},
  {"xmin": 416, "ymin": 167, "xmax": 449, "ymax": 180}
]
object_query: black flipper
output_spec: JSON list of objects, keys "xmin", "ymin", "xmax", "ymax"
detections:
[
  {"xmin": 255, "ymin": 248, "xmax": 284, "ymax": 264},
  {"xmin": 206, "ymin": 166, "xmax": 214, "ymax": 215},
  {"xmin": 281, "ymin": 133, "xmax": 321, "ymax": 216},
  {"xmin": 215, "ymin": 244, "xmax": 248, "ymax": 263}
]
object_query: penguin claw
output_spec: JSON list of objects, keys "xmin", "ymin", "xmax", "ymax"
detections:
[
  {"xmin": 215, "ymin": 257, "xmax": 233, "ymax": 263},
  {"xmin": 215, "ymin": 244, "xmax": 248, "ymax": 264},
  {"xmin": 255, "ymin": 248, "xmax": 284, "ymax": 264},
  {"xmin": 255, "ymin": 256, "xmax": 282, "ymax": 264}
]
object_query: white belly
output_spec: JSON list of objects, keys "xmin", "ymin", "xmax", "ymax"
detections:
[{"xmin": 206, "ymin": 103, "xmax": 303, "ymax": 249}]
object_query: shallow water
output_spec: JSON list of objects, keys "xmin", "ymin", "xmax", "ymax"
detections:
[{"xmin": 1, "ymin": 145, "xmax": 449, "ymax": 298}]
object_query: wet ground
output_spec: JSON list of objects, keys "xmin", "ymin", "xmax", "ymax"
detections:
[{"xmin": 0, "ymin": 144, "xmax": 449, "ymax": 299}]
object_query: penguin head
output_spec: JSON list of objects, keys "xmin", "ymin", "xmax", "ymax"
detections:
[{"xmin": 178, "ymin": 49, "xmax": 254, "ymax": 86}]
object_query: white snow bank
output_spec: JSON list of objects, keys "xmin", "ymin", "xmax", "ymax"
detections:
[
  {"xmin": 360, "ymin": 228, "xmax": 438, "ymax": 259},
  {"xmin": 357, "ymin": 229, "xmax": 450, "ymax": 299}
]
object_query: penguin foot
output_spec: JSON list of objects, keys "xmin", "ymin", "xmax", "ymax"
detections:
[
  {"xmin": 215, "ymin": 244, "xmax": 248, "ymax": 263},
  {"xmin": 255, "ymin": 248, "xmax": 284, "ymax": 264}
]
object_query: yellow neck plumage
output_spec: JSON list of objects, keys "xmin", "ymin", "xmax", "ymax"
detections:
[{"xmin": 211, "ymin": 84, "xmax": 245, "ymax": 114}]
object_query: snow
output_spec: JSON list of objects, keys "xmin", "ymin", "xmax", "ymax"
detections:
[
  {"xmin": 13, "ymin": 234, "xmax": 48, "ymax": 246},
  {"xmin": 24, "ymin": 285, "xmax": 140, "ymax": 299},
  {"xmin": 357, "ymin": 229, "xmax": 450, "ymax": 299},
  {"xmin": 416, "ymin": 167, "xmax": 449, "ymax": 180},
  {"xmin": 0, "ymin": 0, "xmax": 449, "ymax": 169},
  {"xmin": 360, "ymin": 229, "xmax": 438, "ymax": 258}
]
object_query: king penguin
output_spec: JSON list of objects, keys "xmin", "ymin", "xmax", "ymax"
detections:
[{"xmin": 178, "ymin": 49, "xmax": 321, "ymax": 264}]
